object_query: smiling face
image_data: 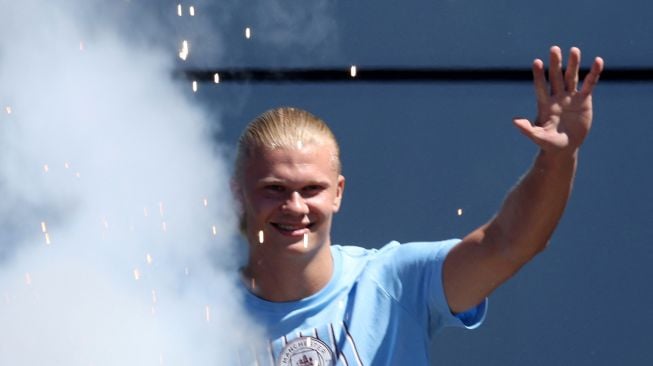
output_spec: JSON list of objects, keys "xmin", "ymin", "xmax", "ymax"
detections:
[{"xmin": 236, "ymin": 142, "xmax": 345, "ymax": 258}]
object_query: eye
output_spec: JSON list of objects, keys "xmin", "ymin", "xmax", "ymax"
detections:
[
  {"xmin": 264, "ymin": 184, "xmax": 285, "ymax": 193},
  {"xmin": 302, "ymin": 184, "xmax": 324, "ymax": 196}
]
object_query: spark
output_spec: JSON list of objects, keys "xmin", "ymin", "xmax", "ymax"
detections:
[
  {"xmin": 258, "ymin": 230, "xmax": 264, "ymax": 244},
  {"xmin": 177, "ymin": 4, "xmax": 182, "ymax": 16},
  {"xmin": 213, "ymin": 73, "xmax": 220, "ymax": 84},
  {"xmin": 5, "ymin": 106, "xmax": 11, "ymax": 114},
  {"xmin": 192, "ymin": 80, "xmax": 198, "ymax": 92},
  {"xmin": 43, "ymin": 164, "xmax": 49, "ymax": 173},
  {"xmin": 162, "ymin": 221, "xmax": 167, "ymax": 232},
  {"xmin": 457, "ymin": 208, "xmax": 463, "ymax": 216},
  {"xmin": 41, "ymin": 221, "xmax": 47, "ymax": 233},
  {"xmin": 25, "ymin": 273, "xmax": 32, "ymax": 286},
  {"xmin": 133, "ymin": 268, "xmax": 141, "ymax": 281},
  {"xmin": 350, "ymin": 65, "xmax": 357, "ymax": 78},
  {"xmin": 211, "ymin": 225, "xmax": 217, "ymax": 236},
  {"xmin": 44, "ymin": 233, "xmax": 51, "ymax": 245},
  {"xmin": 178, "ymin": 40, "xmax": 189, "ymax": 60},
  {"xmin": 158, "ymin": 201, "xmax": 164, "ymax": 217},
  {"xmin": 203, "ymin": 198, "xmax": 208, "ymax": 207},
  {"xmin": 64, "ymin": 162, "xmax": 70, "ymax": 169},
  {"xmin": 205, "ymin": 305, "xmax": 211, "ymax": 322},
  {"xmin": 245, "ymin": 27, "xmax": 251, "ymax": 39},
  {"xmin": 189, "ymin": 5, "xmax": 195, "ymax": 16},
  {"xmin": 146, "ymin": 253, "xmax": 153, "ymax": 264},
  {"xmin": 79, "ymin": 41, "xmax": 84, "ymax": 51},
  {"xmin": 303, "ymin": 233, "xmax": 308, "ymax": 249}
]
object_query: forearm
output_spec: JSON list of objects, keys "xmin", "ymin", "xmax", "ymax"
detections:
[{"xmin": 488, "ymin": 148, "xmax": 578, "ymax": 264}]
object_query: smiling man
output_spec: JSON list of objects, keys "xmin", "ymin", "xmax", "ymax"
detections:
[{"xmin": 232, "ymin": 47, "xmax": 604, "ymax": 365}]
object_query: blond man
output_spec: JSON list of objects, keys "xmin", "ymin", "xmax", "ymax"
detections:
[{"xmin": 232, "ymin": 46, "xmax": 603, "ymax": 365}]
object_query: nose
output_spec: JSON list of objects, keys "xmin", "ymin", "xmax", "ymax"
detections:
[{"xmin": 282, "ymin": 191, "xmax": 309, "ymax": 215}]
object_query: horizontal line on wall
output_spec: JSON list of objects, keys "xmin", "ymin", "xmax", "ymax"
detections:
[{"xmin": 176, "ymin": 67, "xmax": 653, "ymax": 83}]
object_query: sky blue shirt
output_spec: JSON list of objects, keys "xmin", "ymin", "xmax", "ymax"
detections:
[{"xmin": 240, "ymin": 240, "xmax": 487, "ymax": 365}]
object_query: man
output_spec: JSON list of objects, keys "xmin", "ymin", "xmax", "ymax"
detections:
[{"xmin": 231, "ymin": 46, "xmax": 604, "ymax": 365}]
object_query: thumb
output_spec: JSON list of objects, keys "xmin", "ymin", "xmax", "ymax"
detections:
[{"xmin": 512, "ymin": 117, "xmax": 538, "ymax": 142}]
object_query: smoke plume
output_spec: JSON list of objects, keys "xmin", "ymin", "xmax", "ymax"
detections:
[{"xmin": 0, "ymin": 1, "xmax": 257, "ymax": 364}]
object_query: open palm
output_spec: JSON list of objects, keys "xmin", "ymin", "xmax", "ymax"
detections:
[{"xmin": 514, "ymin": 46, "xmax": 604, "ymax": 153}]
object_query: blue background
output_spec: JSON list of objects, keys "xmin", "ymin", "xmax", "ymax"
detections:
[{"xmin": 183, "ymin": 1, "xmax": 652, "ymax": 364}]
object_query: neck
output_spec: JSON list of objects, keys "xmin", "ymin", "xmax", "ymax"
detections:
[{"xmin": 242, "ymin": 243, "xmax": 334, "ymax": 302}]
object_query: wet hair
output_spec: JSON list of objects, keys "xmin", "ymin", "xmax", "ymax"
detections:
[{"xmin": 234, "ymin": 106, "xmax": 341, "ymax": 182}]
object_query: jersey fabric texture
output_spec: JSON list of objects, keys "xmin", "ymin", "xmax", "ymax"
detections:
[{"xmin": 239, "ymin": 240, "xmax": 487, "ymax": 366}]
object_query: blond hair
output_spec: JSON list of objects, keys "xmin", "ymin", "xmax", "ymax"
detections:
[{"xmin": 234, "ymin": 107, "xmax": 341, "ymax": 181}]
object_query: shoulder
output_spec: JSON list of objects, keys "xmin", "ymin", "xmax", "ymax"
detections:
[
  {"xmin": 371, "ymin": 239, "xmax": 461, "ymax": 266},
  {"xmin": 333, "ymin": 239, "xmax": 461, "ymax": 281}
]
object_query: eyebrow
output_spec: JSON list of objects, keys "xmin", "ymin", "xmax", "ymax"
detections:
[{"xmin": 258, "ymin": 177, "xmax": 331, "ymax": 187}]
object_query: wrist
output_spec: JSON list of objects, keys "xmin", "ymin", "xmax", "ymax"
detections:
[{"xmin": 536, "ymin": 148, "xmax": 578, "ymax": 170}]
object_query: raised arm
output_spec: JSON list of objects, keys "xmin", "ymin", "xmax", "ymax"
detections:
[{"xmin": 443, "ymin": 46, "xmax": 604, "ymax": 313}]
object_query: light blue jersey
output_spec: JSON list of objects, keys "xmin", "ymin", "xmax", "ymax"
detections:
[{"xmin": 240, "ymin": 240, "xmax": 487, "ymax": 366}]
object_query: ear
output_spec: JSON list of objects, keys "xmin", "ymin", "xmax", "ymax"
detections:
[
  {"xmin": 230, "ymin": 178, "xmax": 244, "ymax": 212},
  {"xmin": 333, "ymin": 175, "xmax": 345, "ymax": 212}
]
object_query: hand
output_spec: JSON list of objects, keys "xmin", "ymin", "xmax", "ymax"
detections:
[{"xmin": 513, "ymin": 46, "xmax": 604, "ymax": 154}]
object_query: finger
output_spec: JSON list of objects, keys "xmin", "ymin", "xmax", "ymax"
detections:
[
  {"xmin": 565, "ymin": 47, "xmax": 581, "ymax": 92},
  {"xmin": 549, "ymin": 46, "xmax": 565, "ymax": 95},
  {"xmin": 532, "ymin": 59, "xmax": 548, "ymax": 103},
  {"xmin": 581, "ymin": 56, "xmax": 604, "ymax": 96}
]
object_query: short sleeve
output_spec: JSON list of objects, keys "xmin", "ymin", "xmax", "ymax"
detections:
[
  {"xmin": 369, "ymin": 240, "xmax": 487, "ymax": 336},
  {"xmin": 428, "ymin": 239, "xmax": 487, "ymax": 331}
]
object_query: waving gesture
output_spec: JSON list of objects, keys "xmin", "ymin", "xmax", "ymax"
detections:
[{"xmin": 513, "ymin": 46, "xmax": 604, "ymax": 154}]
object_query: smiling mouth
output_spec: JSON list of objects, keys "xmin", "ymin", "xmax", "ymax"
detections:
[{"xmin": 271, "ymin": 222, "xmax": 314, "ymax": 235}]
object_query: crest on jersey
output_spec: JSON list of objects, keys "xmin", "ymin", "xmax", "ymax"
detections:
[{"xmin": 278, "ymin": 336, "xmax": 334, "ymax": 366}]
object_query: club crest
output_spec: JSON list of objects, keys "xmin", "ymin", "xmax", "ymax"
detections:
[{"xmin": 278, "ymin": 336, "xmax": 334, "ymax": 366}]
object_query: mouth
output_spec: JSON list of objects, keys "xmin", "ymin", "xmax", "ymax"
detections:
[{"xmin": 270, "ymin": 222, "xmax": 314, "ymax": 236}]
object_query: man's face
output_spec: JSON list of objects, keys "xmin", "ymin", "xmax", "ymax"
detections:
[{"xmin": 236, "ymin": 142, "xmax": 345, "ymax": 257}]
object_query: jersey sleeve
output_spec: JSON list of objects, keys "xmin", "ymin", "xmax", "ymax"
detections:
[{"xmin": 371, "ymin": 240, "xmax": 487, "ymax": 336}]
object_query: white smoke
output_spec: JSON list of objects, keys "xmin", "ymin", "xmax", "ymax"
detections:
[{"xmin": 0, "ymin": 1, "xmax": 257, "ymax": 365}]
